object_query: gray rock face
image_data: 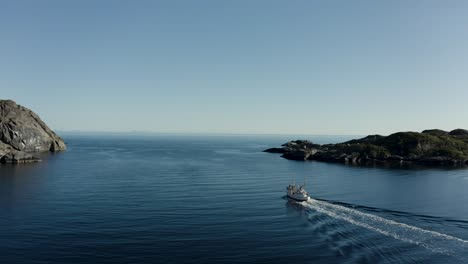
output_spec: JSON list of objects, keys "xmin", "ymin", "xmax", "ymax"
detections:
[
  {"xmin": 0, "ymin": 150, "xmax": 41, "ymax": 164},
  {"xmin": 281, "ymin": 140, "xmax": 321, "ymax": 151},
  {"xmin": 0, "ymin": 100, "xmax": 66, "ymax": 164}
]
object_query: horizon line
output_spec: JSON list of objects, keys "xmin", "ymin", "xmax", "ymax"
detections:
[{"xmin": 57, "ymin": 130, "xmax": 365, "ymax": 137}]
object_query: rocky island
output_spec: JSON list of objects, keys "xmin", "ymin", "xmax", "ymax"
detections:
[
  {"xmin": 0, "ymin": 100, "xmax": 66, "ymax": 164},
  {"xmin": 264, "ymin": 129, "xmax": 468, "ymax": 166}
]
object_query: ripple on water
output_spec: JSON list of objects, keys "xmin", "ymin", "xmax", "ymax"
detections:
[{"xmin": 297, "ymin": 198, "xmax": 468, "ymax": 262}]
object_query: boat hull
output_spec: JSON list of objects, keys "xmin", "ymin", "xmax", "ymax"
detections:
[{"xmin": 287, "ymin": 194, "xmax": 309, "ymax": 202}]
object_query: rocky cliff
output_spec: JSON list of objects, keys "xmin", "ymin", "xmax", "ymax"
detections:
[
  {"xmin": 0, "ymin": 100, "xmax": 66, "ymax": 164},
  {"xmin": 264, "ymin": 129, "xmax": 468, "ymax": 167}
]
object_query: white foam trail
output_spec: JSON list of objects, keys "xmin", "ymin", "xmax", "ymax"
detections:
[{"xmin": 302, "ymin": 199, "xmax": 468, "ymax": 256}]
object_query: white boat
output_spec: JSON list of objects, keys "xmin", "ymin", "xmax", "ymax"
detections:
[{"xmin": 286, "ymin": 175, "xmax": 310, "ymax": 201}]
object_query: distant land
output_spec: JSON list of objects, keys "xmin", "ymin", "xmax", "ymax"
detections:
[
  {"xmin": 0, "ymin": 100, "xmax": 66, "ymax": 164},
  {"xmin": 264, "ymin": 129, "xmax": 468, "ymax": 167}
]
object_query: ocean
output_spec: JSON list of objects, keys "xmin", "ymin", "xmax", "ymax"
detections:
[{"xmin": 1, "ymin": 134, "xmax": 468, "ymax": 263}]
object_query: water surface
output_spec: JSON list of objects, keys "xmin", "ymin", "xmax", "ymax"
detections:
[{"xmin": 1, "ymin": 134, "xmax": 468, "ymax": 263}]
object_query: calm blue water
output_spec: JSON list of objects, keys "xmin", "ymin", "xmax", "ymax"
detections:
[{"xmin": 1, "ymin": 134, "xmax": 468, "ymax": 263}]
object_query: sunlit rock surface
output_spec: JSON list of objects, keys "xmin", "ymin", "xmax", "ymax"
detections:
[{"xmin": 0, "ymin": 100, "xmax": 66, "ymax": 164}]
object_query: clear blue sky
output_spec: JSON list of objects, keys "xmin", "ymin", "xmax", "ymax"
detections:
[{"xmin": 1, "ymin": 0, "xmax": 467, "ymax": 135}]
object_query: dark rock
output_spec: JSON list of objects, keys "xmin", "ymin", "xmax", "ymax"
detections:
[
  {"xmin": 422, "ymin": 129, "xmax": 448, "ymax": 136},
  {"xmin": 0, "ymin": 100, "xmax": 66, "ymax": 164},
  {"xmin": 263, "ymin": 148, "xmax": 285, "ymax": 153},
  {"xmin": 345, "ymin": 152, "xmax": 361, "ymax": 163},
  {"xmin": 417, "ymin": 156, "xmax": 458, "ymax": 166},
  {"xmin": 264, "ymin": 129, "xmax": 468, "ymax": 168},
  {"xmin": 345, "ymin": 134, "xmax": 384, "ymax": 144},
  {"xmin": 279, "ymin": 140, "xmax": 320, "ymax": 161},
  {"xmin": 50, "ymin": 140, "xmax": 67, "ymax": 152},
  {"xmin": 387, "ymin": 155, "xmax": 404, "ymax": 161},
  {"xmin": 449, "ymin": 129, "xmax": 468, "ymax": 136},
  {"xmin": 281, "ymin": 149, "xmax": 317, "ymax": 161}
]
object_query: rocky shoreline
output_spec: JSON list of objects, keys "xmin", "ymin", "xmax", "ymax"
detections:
[
  {"xmin": 264, "ymin": 129, "xmax": 468, "ymax": 167},
  {"xmin": 0, "ymin": 100, "xmax": 66, "ymax": 164}
]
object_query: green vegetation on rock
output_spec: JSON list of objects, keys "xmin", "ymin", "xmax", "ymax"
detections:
[{"xmin": 264, "ymin": 129, "xmax": 468, "ymax": 166}]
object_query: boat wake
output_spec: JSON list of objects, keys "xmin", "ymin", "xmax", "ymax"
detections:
[{"xmin": 301, "ymin": 198, "xmax": 468, "ymax": 256}]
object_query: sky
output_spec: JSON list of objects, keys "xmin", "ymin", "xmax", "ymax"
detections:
[{"xmin": 1, "ymin": 0, "xmax": 468, "ymax": 135}]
